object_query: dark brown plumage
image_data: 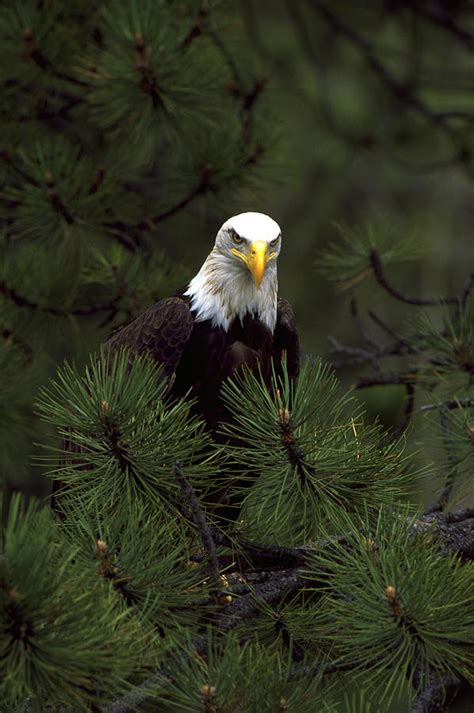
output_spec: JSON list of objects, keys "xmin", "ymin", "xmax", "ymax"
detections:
[{"xmin": 105, "ymin": 294, "xmax": 299, "ymax": 430}]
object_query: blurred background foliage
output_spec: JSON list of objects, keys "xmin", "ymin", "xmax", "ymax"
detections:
[{"xmin": 0, "ymin": 0, "xmax": 473, "ymax": 502}]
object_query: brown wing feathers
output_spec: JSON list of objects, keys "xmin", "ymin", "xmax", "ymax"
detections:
[
  {"xmin": 274, "ymin": 297, "xmax": 300, "ymax": 379},
  {"xmin": 105, "ymin": 297, "xmax": 194, "ymax": 379}
]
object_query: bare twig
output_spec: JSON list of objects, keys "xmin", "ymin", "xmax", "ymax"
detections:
[
  {"xmin": 420, "ymin": 397, "xmax": 474, "ymax": 413},
  {"xmin": 216, "ymin": 568, "xmax": 305, "ymax": 631},
  {"xmin": 0, "ymin": 279, "xmax": 123, "ymax": 321},
  {"xmin": 139, "ymin": 169, "xmax": 213, "ymax": 230},
  {"xmin": 308, "ymin": 0, "xmax": 467, "ymax": 151},
  {"xmin": 290, "ymin": 657, "xmax": 359, "ymax": 680},
  {"xmin": 369, "ymin": 249, "xmax": 459, "ymax": 307},
  {"xmin": 383, "ymin": 382, "xmax": 416, "ymax": 444},
  {"xmin": 444, "ymin": 508, "xmax": 474, "ymax": 524},
  {"xmin": 408, "ymin": 673, "xmax": 459, "ymax": 713},
  {"xmin": 409, "ymin": 4, "xmax": 474, "ymax": 52},
  {"xmin": 436, "ymin": 406, "xmax": 459, "ymax": 511},
  {"xmin": 350, "ymin": 296, "xmax": 381, "ymax": 351},
  {"xmin": 367, "ymin": 310, "xmax": 412, "ymax": 351},
  {"xmin": 327, "ymin": 335, "xmax": 379, "ymax": 367},
  {"xmin": 104, "ymin": 673, "xmax": 167, "ymax": 713},
  {"xmin": 352, "ymin": 373, "xmax": 415, "ymax": 390},
  {"xmin": 174, "ymin": 462, "xmax": 220, "ymax": 587},
  {"xmin": 460, "ymin": 271, "xmax": 474, "ymax": 308}
]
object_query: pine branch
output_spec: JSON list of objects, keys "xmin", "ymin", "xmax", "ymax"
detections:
[
  {"xmin": 0, "ymin": 280, "xmax": 44, "ymax": 312},
  {"xmin": 143, "ymin": 183, "xmax": 207, "ymax": 227},
  {"xmin": 212, "ymin": 532, "xmax": 309, "ymax": 571},
  {"xmin": 369, "ymin": 249, "xmax": 459, "ymax": 307},
  {"xmin": 0, "ymin": 279, "xmax": 122, "ymax": 320},
  {"xmin": 408, "ymin": 4, "xmax": 474, "ymax": 52},
  {"xmin": 461, "ymin": 271, "xmax": 474, "ymax": 308},
  {"xmin": 0, "ymin": 151, "xmax": 40, "ymax": 187},
  {"xmin": 98, "ymin": 509, "xmax": 474, "ymax": 713},
  {"xmin": 290, "ymin": 657, "xmax": 359, "ymax": 680},
  {"xmin": 23, "ymin": 28, "xmax": 88, "ymax": 88},
  {"xmin": 103, "ymin": 221, "xmax": 142, "ymax": 253},
  {"xmin": 352, "ymin": 373, "xmax": 415, "ymax": 389},
  {"xmin": 138, "ymin": 167, "xmax": 213, "ymax": 230},
  {"xmin": 420, "ymin": 398, "xmax": 474, "ymax": 413},
  {"xmin": 181, "ymin": 6, "xmax": 208, "ymax": 50},
  {"xmin": 207, "ymin": 15, "xmax": 266, "ymax": 148},
  {"xmin": 214, "ymin": 510, "xmax": 474, "ymax": 578},
  {"xmin": 104, "ymin": 673, "xmax": 167, "ymax": 713},
  {"xmin": 444, "ymin": 508, "xmax": 474, "ymax": 524},
  {"xmin": 229, "ymin": 511, "xmax": 474, "ymax": 570},
  {"xmin": 326, "ymin": 246, "xmax": 472, "ymax": 456},
  {"xmin": 307, "ymin": 0, "xmax": 470, "ymax": 162},
  {"xmin": 433, "ymin": 407, "xmax": 459, "ymax": 511},
  {"xmin": 277, "ymin": 409, "xmax": 314, "ymax": 486},
  {"xmin": 134, "ymin": 33, "xmax": 165, "ymax": 110},
  {"xmin": 216, "ymin": 568, "xmax": 305, "ymax": 632},
  {"xmin": 408, "ymin": 673, "xmax": 459, "ymax": 713},
  {"xmin": 43, "ymin": 171, "xmax": 75, "ymax": 224},
  {"xmin": 174, "ymin": 463, "xmax": 220, "ymax": 587},
  {"xmin": 328, "ymin": 301, "xmax": 420, "ymax": 370}
]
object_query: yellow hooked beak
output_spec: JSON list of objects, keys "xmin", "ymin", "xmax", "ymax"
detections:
[{"xmin": 231, "ymin": 240, "xmax": 276, "ymax": 289}]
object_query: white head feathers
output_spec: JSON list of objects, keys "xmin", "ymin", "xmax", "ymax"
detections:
[{"xmin": 184, "ymin": 212, "xmax": 281, "ymax": 332}]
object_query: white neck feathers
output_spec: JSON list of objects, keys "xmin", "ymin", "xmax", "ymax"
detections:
[{"xmin": 184, "ymin": 248, "xmax": 278, "ymax": 332}]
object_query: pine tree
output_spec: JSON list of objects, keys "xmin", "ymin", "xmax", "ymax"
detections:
[
  {"xmin": 0, "ymin": 0, "xmax": 273, "ymax": 496},
  {"xmin": 3, "ymin": 275, "xmax": 473, "ymax": 710},
  {"xmin": 1, "ymin": 2, "xmax": 473, "ymax": 712}
]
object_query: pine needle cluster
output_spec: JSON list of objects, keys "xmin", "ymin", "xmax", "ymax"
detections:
[
  {"xmin": 296, "ymin": 509, "xmax": 473, "ymax": 703},
  {"xmin": 36, "ymin": 349, "xmax": 219, "ymax": 517},
  {"xmin": 221, "ymin": 360, "xmax": 417, "ymax": 543},
  {"xmin": 0, "ymin": 495, "xmax": 157, "ymax": 711}
]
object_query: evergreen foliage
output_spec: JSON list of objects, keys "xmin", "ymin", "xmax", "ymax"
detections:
[
  {"xmin": 0, "ymin": 495, "xmax": 157, "ymax": 711},
  {"xmin": 320, "ymin": 221, "xmax": 474, "ymax": 511},
  {"xmin": 317, "ymin": 222, "xmax": 426, "ymax": 292},
  {"xmin": 1, "ymin": 340, "xmax": 471, "ymax": 711},
  {"xmin": 0, "ymin": 1, "xmax": 473, "ymax": 711},
  {"xmin": 221, "ymin": 360, "xmax": 416, "ymax": 544},
  {"xmin": 36, "ymin": 349, "xmax": 219, "ymax": 517},
  {"xmin": 0, "ymin": 0, "xmax": 272, "ymax": 492},
  {"xmin": 298, "ymin": 508, "xmax": 473, "ymax": 702}
]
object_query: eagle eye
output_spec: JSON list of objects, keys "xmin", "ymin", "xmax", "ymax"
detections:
[
  {"xmin": 270, "ymin": 237, "xmax": 279, "ymax": 248},
  {"xmin": 231, "ymin": 230, "xmax": 244, "ymax": 245}
]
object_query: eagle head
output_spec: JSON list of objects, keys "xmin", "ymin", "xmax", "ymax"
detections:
[
  {"xmin": 216, "ymin": 212, "xmax": 282, "ymax": 289},
  {"xmin": 185, "ymin": 212, "xmax": 281, "ymax": 332}
]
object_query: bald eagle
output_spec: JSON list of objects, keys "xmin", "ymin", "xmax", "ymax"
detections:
[
  {"xmin": 51, "ymin": 213, "xmax": 299, "ymax": 515},
  {"xmin": 106, "ymin": 212, "xmax": 300, "ymax": 429}
]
